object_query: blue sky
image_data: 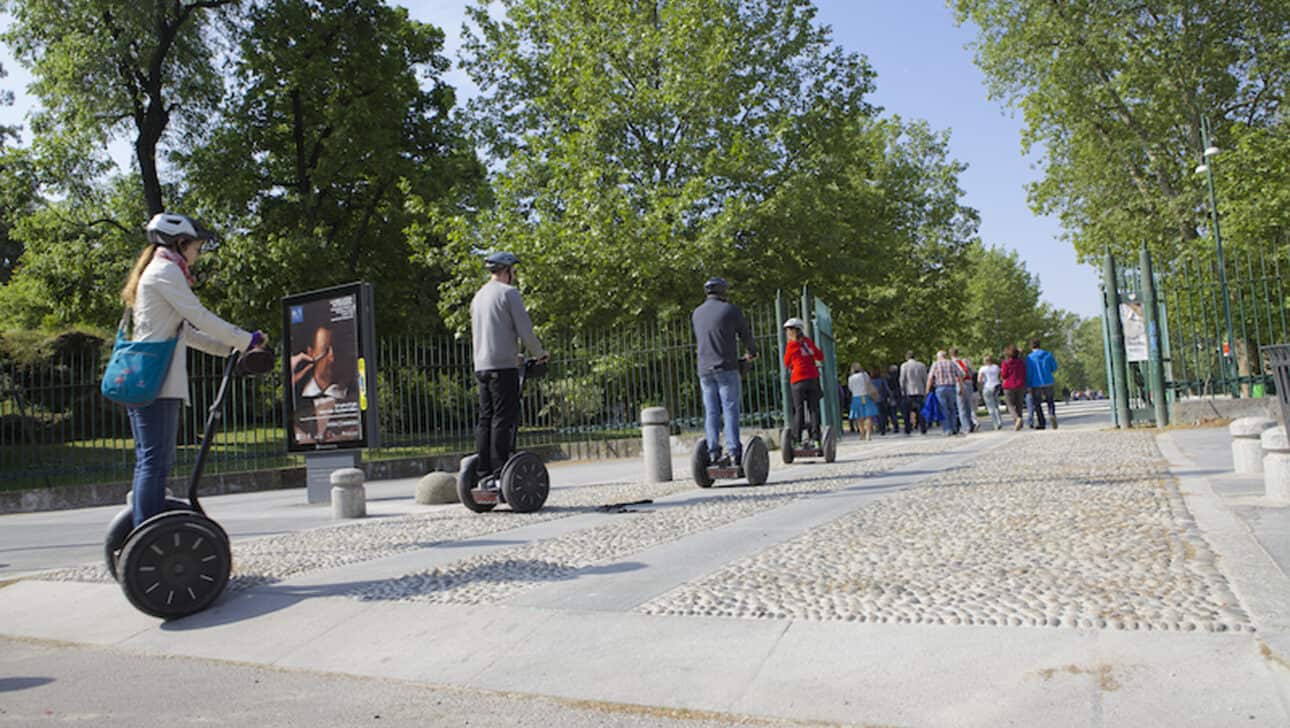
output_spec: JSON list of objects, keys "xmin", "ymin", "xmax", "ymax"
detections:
[{"xmin": 0, "ymin": 0, "xmax": 1101, "ymax": 317}]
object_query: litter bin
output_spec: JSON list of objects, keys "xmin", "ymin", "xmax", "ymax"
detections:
[{"xmin": 1262, "ymin": 344, "xmax": 1290, "ymax": 430}]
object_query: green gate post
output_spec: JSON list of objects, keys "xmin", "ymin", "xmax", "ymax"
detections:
[
  {"xmin": 1140, "ymin": 245, "xmax": 1170, "ymax": 427},
  {"xmin": 1104, "ymin": 251, "xmax": 1133, "ymax": 428},
  {"xmin": 800, "ymin": 286, "xmax": 813, "ymax": 340},
  {"xmin": 776, "ymin": 290, "xmax": 792, "ymax": 429},
  {"xmin": 1099, "ymin": 284, "xmax": 1119, "ymax": 428},
  {"xmin": 814, "ymin": 298, "xmax": 842, "ymax": 433}
]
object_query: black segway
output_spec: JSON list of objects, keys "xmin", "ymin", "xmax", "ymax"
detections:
[
  {"xmin": 458, "ymin": 358, "xmax": 551, "ymax": 513},
  {"xmin": 780, "ymin": 424, "xmax": 837, "ymax": 464},
  {"xmin": 690, "ymin": 436, "xmax": 770, "ymax": 487},
  {"xmin": 103, "ymin": 347, "xmax": 275, "ymax": 619}
]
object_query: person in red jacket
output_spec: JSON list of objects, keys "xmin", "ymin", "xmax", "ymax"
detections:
[
  {"xmin": 1000, "ymin": 342, "xmax": 1028, "ymax": 430},
  {"xmin": 783, "ymin": 318, "xmax": 824, "ymax": 448}
]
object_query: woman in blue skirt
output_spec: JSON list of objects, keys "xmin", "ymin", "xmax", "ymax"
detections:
[{"xmin": 847, "ymin": 363, "xmax": 880, "ymax": 440}]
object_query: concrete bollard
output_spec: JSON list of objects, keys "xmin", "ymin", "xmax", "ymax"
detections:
[
  {"xmin": 1231, "ymin": 417, "xmax": 1277, "ymax": 474},
  {"xmin": 330, "ymin": 467, "xmax": 366, "ymax": 519},
  {"xmin": 1262, "ymin": 426, "xmax": 1290, "ymax": 502},
  {"xmin": 641, "ymin": 407, "xmax": 672, "ymax": 483},
  {"xmin": 416, "ymin": 471, "xmax": 459, "ymax": 505}
]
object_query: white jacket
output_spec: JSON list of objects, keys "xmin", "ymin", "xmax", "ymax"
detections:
[{"xmin": 130, "ymin": 255, "xmax": 251, "ymax": 403}]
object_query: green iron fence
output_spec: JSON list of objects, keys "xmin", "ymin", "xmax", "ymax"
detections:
[
  {"xmin": 1107, "ymin": 238, "xmax": 1288, "ymax": 420},
  {"xmin": 1161, "ymin": 239, "xmax": 1289, "ymax": 399},
  {"xmin": 1, "ymin": 303, "xmax": 785, "ymax": 491}
]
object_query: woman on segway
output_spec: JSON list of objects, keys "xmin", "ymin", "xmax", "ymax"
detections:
[
  {"xmin": 782, "ymin": 318, "xmax": 824, "ymax": 450},
  {"xmin": 119, "ymin": 213, "xmax": 268, "ymax": 528}
]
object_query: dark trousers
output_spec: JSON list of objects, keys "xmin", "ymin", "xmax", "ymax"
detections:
[
  {"xmin": 902, "ymin": 394, "xmax": 927, "ymax": 433},
  {"xmin": 476, "ymin": 368, "xmax": 521, "ymax": 475},
  {"xmin": 791, "ymin": 378, "xmax": 823, "ymax": 444},
  {"xmin": 1030, "ymin": 385, "xmax": 1056, "ymax": 428},
  {"xmin": 1004, "ymin": 387, "xmax": 1026, "ymax": 422}
]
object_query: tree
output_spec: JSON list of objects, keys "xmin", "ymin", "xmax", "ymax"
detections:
[
  {"xmin": 953, "ymin": 0, "xmax": 1290, "ymax": 263},
  {"xmin": 2, "ymin": 0, "xmax": 239, "ymax": 215},
  {"xmin": 955, "ymin": 244, "xmax": 1054, "ymax": 358},
  {"xmin": 179, "ymin": 0, "xmax": 487, "ymax": 335},
  {"xmin": 442, "ymin": 0, "xmax": 880, "ymax": 331},
  {"xmin": 0, "ymin": 61, "xmax": 19, "ymax": 148}
]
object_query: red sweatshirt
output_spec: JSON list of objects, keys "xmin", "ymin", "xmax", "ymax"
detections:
[
  {"xmin": 1001, "ymin": 357, "xmax": 1026, "ymax": 389},
  {"xmin": 784, "ymin": 337, "xmax": 822, "ymax": 384}
]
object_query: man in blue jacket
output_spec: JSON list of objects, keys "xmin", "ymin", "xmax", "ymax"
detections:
[{"xmin": 1026, "ymin": 338, "xmax": 1059, "ymax": 430}]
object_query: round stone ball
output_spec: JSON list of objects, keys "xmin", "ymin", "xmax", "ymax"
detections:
[{"xmin": 416, "ymin": 471, "xmax": 459, "ymax": 505}]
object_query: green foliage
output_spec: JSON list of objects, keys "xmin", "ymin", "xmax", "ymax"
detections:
[
  {"xmin": 439, "ymin": 0, "xmax": 890, "ymax": 332},
  {"xmin": 953, "ymin": 0, "xmax": 1290, "ymax": 263},
  {"xmin": 2, "ymin": 0, "xmax": 238, "ymax": 213},
  {"xmin": 1, "ymin": 173, "xmax": 147, "ymax": 328},
  {"xmin": 180, "ymin": 0, "xmax": 487, "ymax": 337}
]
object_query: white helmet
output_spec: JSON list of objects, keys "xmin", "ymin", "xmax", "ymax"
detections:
[
  {"xmin": 782, "ymin": 317, "xmax": 805, "ymax": 331},
  {"xmin": 145, "ymin": 212, "xmax": 215, "ymax": 248}
]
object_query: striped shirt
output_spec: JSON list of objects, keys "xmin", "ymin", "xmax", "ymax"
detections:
[{"xmin": 928, "ymin": 359, "xmax": 960, "ymax": 388}]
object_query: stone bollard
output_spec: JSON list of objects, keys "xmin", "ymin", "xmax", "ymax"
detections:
[
  {"xmin": 330, "ymin": 467, "xmax": 366, "ymax": 519},
  {"xmin": 416, "ymin": 471, "xmax": 459, "ymax": 505},
  {"xmin": 1262, "ymin": 426, "xmax": 1290, "ymax": 502},
  {"xmin": 641, "ymin": 407, "xmax": 672, "ymax": 483},
  {"xmin": 1231, "ymin": 417, "xmax": 1278, "ymax": 474}
]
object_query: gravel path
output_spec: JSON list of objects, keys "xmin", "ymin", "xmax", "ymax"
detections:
[
  {"xmin": 639, "ymin": 431, "xmax": 1253, "ymax": 632},
  {"xmin": 349, "ymin": 438, "xmax": 964, "ymax": 603},
  {"xmin": 34, "ymin": 436, "xmax": 958, "ymax": 592}
]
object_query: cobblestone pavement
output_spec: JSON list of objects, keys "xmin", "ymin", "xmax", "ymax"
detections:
[
  {"xmin": 639, "ymin": 431, "xmax": 1253, "ymax": 633},
  {"xmin": 34, "ymin": 436, "xmax": 960, "ymax": 593}
]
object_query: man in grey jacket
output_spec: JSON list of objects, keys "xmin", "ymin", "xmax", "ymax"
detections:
[
  {"xmin": 470, "ymin": 252, "xmax": 548, "ymax": 477},
  {"xmin": 691, "ymin": 277, "xmax": 757, "ymax": 466},
  {"xmin": 899, "ymin": 351, "xmax": 929, "ymax": 435}
]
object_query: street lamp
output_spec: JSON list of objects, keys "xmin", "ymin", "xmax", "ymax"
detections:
[{"xmin": 1195, "ymin": 115, "xmax": 1238, "ymax": 398}]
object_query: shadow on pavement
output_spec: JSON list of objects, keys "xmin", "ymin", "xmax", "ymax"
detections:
[{"xmin": 0, "ymin": 677, "xmax": 54, "ymax": 692}]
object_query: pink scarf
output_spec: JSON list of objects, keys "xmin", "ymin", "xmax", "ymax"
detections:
[{"xmin": 154, "ymin": 246, "xmax": 196, "ymax": 286}]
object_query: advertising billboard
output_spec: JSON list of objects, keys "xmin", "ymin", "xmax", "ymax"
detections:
[
  {"xmin": 1120, "ymin": 302, "xmax": 1149, "ymax": 363},
  {"xmin": 281, "ymin": 283, "xmax": 379, "ymax": 453}
]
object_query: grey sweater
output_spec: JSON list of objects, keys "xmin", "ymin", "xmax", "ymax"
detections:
[
  {"xmin": 471, "ymin": 280, "xmax": 546, "ymax": 371},
  {"xmin": 691, "ymin": 296, "xmax": 757, "ymax": 374}
]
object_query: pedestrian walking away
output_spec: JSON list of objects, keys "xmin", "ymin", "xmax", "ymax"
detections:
[
  {"xmin": 119, "ymin": 213, "xmax": 268, "ymax": 528},
  {"xmin": 949, "ymin": 347, "xmax": 978, "ymax": 434},
  {"xmin": 927, "ymin": 350, "xmax": 961, "ymax": 436},
  {"xmin": 692, "ymin": 277, "xmax": 758, "ymax": 466},
  {"xmin": 1000, "ymin": 343, "xmax": 1027, "ymax": 431},
  {"xmin": 847, "ymin": 363, "xmax": 879, "ymax": 441},
  {"xmin": 883, "ymin": 364, "xmax": 904, "ymax": 435},
  {"xmin": 471, "ymin": 252, "xmax": 549, "ymax": 479},
  {"xmin": 977, "ymin": 354, "xmax": 1004, "ymax": 430},
  {"xmin": 1026, "ymin": 338, "xmax": 1059, "ymax": 430},
  {"xmin": 899, "ymin": 351, "xmax": 929, "ymax": 435},
  {"xmin": 783, "ymin": 318, "xmax": 824, "ymax": 449}
]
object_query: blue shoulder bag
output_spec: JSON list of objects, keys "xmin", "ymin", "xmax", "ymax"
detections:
[{"xmin": 100, "ymin": 307, "xmax": 180, "ymax": 407}]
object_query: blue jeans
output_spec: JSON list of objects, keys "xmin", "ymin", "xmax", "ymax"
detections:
[
  {"xmin": 700, "ymin": 369, "xmax": 742, "ymax": 462},
  {"xmin": 935, "ymin": 385, "xmax": 959, "ymax": 435},
  {"xmin": 128, "ymin": 397, "xmax": 181, "ymax": 527}
]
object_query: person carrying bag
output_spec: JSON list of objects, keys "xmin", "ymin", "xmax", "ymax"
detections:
[{"xmin": 107, "ymin": 213, "xmax": 267, "ymax": 528}]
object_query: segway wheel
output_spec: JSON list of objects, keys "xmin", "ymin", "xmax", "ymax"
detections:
[
  {"xmin": 118, "ymin": 512, "xmax": 231, "ymax": 620},
  {"xmin": 457, "ymin": 454, "xmax": 497, "ymax": 513},
  {"xmin": 500, "ymin": 451, "xmax": 549, "ymax": 513},
  {"xmin": 105, "ymin": 497, "xmax": 191, "ymax": 582},
  {"xmin": 691, "ymin": 438, "xmax": 714, "ymax": 488},
  {"xmin": 780, "ymin": 428, "xmax": 795, "ymax": 464},
  {"xmin": 823, "ymin": 425, "xmax": 837, "ymax": 463},
  {"xmin": 744, "ymin": 436, "xmax": 770, "ymax": 485}
]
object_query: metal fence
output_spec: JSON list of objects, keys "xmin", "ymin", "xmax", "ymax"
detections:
[
  {"xmin": 1108, "ymin": 238, "xmax": 1288, "ymax": 415},
  {"xmin": 1, "ymin": 303, "xmax": 786, "ymax": 491},
  {"xmin": 1161, "ymin": 240, "xmax": 1289, "ymax": 398}
]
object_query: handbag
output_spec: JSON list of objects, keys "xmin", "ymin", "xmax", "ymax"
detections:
[{"xmin": 100, "ymin": 307, "xmax": 180, "ymax": 407}]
